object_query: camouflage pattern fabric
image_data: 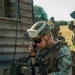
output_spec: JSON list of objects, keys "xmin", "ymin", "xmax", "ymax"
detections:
[
  {"xmin": 68, "ymin": 20, "xmax": 75, "ymax": 45},
  {"xmin": 37, "ymin": 45, "xmax": 72, "ymax": 75},
  {"xmin": 71, "ymin": 51, "xmax": 75, "ymax": 75},
  {"xmin": 68, "ymin": 21, "xmax": 75, "ymax": 31},
  {"xmin": 49, "ymin": 21, "xmax": 60, "ymax": 41},
  {"xmin": 58, "ymin": 36, "xmax": 65, "ymax": 41}
]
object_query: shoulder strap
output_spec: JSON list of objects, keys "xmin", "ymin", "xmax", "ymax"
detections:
[{"xmin": 36, "ymin": 41, "xmax": 62, "ymax": 63}]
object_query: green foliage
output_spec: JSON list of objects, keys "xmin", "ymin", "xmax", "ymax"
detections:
[
  {"xmin": 57, "ymin": 20, "xmax": 68, "ymax": 26},
  {"xmin": 34, "ymin": 5, "xmax": 48, "ymax": 23}
]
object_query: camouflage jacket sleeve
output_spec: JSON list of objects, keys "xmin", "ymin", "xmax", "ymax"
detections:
[
  {"xmin": 52, "ymin": 45, "xmax": 72, "ymax": 75},
  {"xmin": 53, "ymin": 21, "xmax": 60, "ymax": 30}
]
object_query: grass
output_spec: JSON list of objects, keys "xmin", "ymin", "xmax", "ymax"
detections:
[{"xmin": 60, "ymin": 25, "xmax": 75, "ymax": 51}]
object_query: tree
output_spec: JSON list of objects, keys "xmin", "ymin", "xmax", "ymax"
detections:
[
  {"xmin": 57, "ymin": 20, "xmax": 68, "ymax": 26},
  {"xmin": 34, "ymin": 5, "xmax": 48, "ymax": 22}
]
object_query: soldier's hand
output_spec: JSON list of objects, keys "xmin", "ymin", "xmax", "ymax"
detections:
[{"xmin": 29, "ymin": 42, "xmax": 37, "ymax": 56}]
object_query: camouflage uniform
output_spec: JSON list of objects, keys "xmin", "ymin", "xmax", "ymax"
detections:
[
  {"xmin": 68, "ymin": 11, "xmax": 75, "ymax": 45},
  {"xmin": 36, "ymin": 44, "xmax": 72, "ymax": 75},
  {"xmin": 57, "ymin": 32, "xmax": 65, "ymax": 41},
  {"xmin": 58, "ymin": 36, "xmax": 65, "ymax": 41},
  {"xmin": 68, "ymin": 20, "xmax": 75, "ymax": 31},
  {"xmin": 49, "ymin": 17, "xmax": 60, "ymax": 41},
  {"xmin": 24, "ymin": 21, "xmax": 72, "ymax": 75}
]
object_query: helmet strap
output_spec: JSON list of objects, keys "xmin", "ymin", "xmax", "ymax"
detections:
[{"xmin": 43, "ymin": 37, "xmax": 50, "ymax": 49}]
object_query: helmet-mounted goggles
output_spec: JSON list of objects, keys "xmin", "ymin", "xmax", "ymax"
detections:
[{"xmin": 24, "ymin": 22, "xmax": 46, "ymax": 41}]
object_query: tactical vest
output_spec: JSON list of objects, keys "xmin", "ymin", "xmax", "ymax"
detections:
[
  {"xmin": 41, "ymin": 42, "xmax": 75, "ymax": 75},
  {"xmin": 42, "ymin": 45, "xmax": 60, "ymax": 74}
]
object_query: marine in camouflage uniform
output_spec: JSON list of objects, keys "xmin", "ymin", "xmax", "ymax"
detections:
[
  {"xmin": 57, "ymin": 32, "xmax": 65, "ymax": 41},
  {"xmin": 68, "ymin": 11, "xmax": 75, "ymax": 45},
  {"xmin": 25, "ymin": 21, "xmax": 72, "ymax": 75},
  {"xmin": 49, "ymin": 17, "xmax": 60, "ymax": 41},
  {"xmin": 36, "ymin": 43, "xmax": 72, "ymax": 75}
]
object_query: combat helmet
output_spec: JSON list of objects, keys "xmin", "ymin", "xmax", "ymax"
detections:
[
  {"xmin": 50, "ymin": 17, "xmax": 55, "ymax": 20},
  {"xmin": 24, "ymin": 21, "xmax": 52, "ymax": 41}
]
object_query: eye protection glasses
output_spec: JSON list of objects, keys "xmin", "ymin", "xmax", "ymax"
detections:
[{"xmin": 33, "ymin": 38, "xmax": 42, "ymax": 44}]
